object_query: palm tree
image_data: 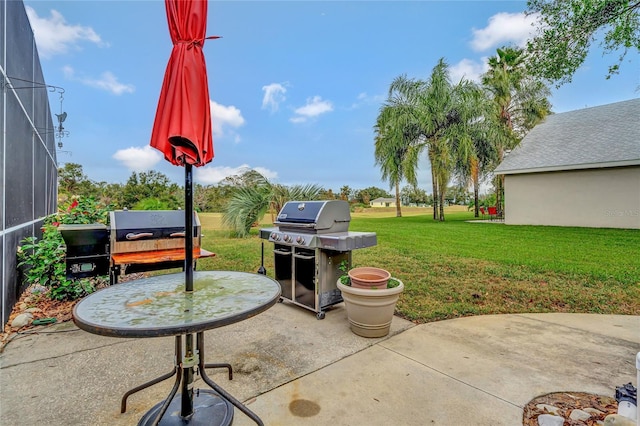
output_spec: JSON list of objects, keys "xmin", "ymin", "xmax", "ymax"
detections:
[
  {"xmin": 387, "ymin": 59, "xmax": 486, "ymax": 221},
  {"xmin": 222, "ymin": 173, "xmax": 322, "ymax": 237},
  {"xmin": 374, "ymin": 76, "xmax": 423, "ymax": 217},
  {"xmin": 482, "ymin": 47, "xmax": 552, "ymax": 216},
  {"xmin": 452, "ymin": 87, "xmax": 496, "ymax": 217}
]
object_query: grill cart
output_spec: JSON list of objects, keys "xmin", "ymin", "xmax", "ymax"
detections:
[{"xmin": 260, "ymin": 200, "xmax": 377, "ymax": 319}]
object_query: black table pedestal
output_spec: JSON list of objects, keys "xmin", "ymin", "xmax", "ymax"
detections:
[
  {"xmin": 138, "ymin": 390, "xmax": 233, "ymax": 426},
  {"xmin": 131, "ymin": 332, "xmax": 264, "ymax": 426}
]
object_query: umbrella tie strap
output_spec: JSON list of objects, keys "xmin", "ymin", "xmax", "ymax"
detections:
[{"xmin": 177, "ymin": 35, "xmax": 221, "ymax": 50}]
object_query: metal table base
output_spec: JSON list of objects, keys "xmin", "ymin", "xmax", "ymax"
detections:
[
  {"xmin": 73, "ymin": 271, "xmax": 280, "ymax": 426},
  {"xmin": 138, "ymin": 390, "xmax": 233, "ymax": 426},
  {"xmin": 122, "ymin": 333, "xmax": 264, "ymax": 426}
]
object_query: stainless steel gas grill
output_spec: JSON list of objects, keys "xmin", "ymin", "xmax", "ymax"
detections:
[{"xmin": 260, "ymin": 200, "xmax": 377, "ymax": 319}]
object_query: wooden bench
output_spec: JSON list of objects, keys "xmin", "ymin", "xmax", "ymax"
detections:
[{"xmin": 110, "ymin": 248, "xmax": 215, "ymax": 285}]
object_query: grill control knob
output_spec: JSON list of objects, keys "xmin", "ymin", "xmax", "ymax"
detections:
[
  {"xmin": 283, "ymin": 234, "xmax": 292, "ymax": 243},
  {"xmin": 270, "ymin": 232, "xmax": 280, "ymax": 241},
  {"xmin": 296, "ymin": 236, "xmax": 305, "ymax": 245}
]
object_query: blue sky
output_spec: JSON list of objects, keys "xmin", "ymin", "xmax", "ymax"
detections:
[{"xmin": 24, "ymin": 0, "xmax": 639, "ymax": 193}]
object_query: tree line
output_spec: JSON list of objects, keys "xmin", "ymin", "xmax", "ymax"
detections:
[{"xmin": 58, "ymin": 162, "xmax": 448, "ymax": 214}]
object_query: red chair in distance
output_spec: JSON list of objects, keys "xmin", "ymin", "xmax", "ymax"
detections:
[
  {"xmin": 479, "ymin": 207, "xmax": 487, "ymax": 219},
  {"xmin": 487, "ymin": 206, "xmax": 498, "ymax": 220}
]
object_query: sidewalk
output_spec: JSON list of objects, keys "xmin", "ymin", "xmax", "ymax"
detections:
[{"xmin": 1, "ymin": 304, "xmax": 638, "ymax": 425}]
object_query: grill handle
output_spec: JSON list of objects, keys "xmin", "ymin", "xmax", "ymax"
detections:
[
  {"xmin": 273, "ymin": 249, "xmax": 291, "ymax": 255},
  {"xmin": 293, "ymin": 253, "xmax": 315, "ymax": 260},
  {"xmin": 125, "ymin": 232, "xmax": 153, "ymax": 240},
  {"xmin": 169, "ymin": 232, "xmax": 185, "ymax": 238}
]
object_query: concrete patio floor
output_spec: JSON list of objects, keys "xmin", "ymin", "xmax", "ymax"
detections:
[{"xmin": 1, "ymin": 302, "xmax": 638, "ymax": 425}]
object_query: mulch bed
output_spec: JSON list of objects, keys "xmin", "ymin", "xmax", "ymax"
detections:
[{"xmin": 523, "ymin": 392, "xmax": 618, "ymax": 425}]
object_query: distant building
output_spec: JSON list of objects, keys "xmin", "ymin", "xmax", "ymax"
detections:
[
  {"xmin": 370, "ymin": 197, "xmax": 397, "ymax": 208},
  {"xmin": 495, "ymin": 98, "xmax": 640, "ymax": 229}
]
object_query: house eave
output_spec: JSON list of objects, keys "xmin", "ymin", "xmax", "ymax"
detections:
[{"xmin": 495, "ymin": 159, "xmax": 640, "ymax": 175}]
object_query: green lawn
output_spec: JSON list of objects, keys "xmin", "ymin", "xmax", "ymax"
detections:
[{"xmin": 197, "ymin": 209, "xmax": 640, "ymax": 323}]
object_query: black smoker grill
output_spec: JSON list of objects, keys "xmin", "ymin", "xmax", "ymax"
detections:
[
  {"xmin": 260, "ymin": 200, "xmax": 377, "ymax": 319},
  {"xmin": 59, "ymin": 224, "xmax": 110, "ymax": 278},
  {"xmin": 59, "ymin": 210, "xmax": 203, "ymax": 283}
]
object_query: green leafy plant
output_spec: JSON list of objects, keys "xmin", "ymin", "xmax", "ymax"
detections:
[
  {"xmin": 387, "ymin": 278, "xmax": 400, "ymax": 289},
  {"xmin": 18, "ymin": 196, "xmax": 111, "ymax": 301},
  {"xmin": 17, "ymin": 224, "xmax": 95, "ymax": 301},
  {"xmin": 338, "ymin": 260, "xmax": 351, "ymax": 285},
  {"xmin": 18, "ymin": 225, "xmax": 66, "ymax": 288},
  {"xmin": 54, "ymin": 197, "xmax": 112, "ymax": 225}
]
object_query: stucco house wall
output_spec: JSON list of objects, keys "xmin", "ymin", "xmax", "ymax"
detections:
[
  {"xmin": 496, "ymin": 99, "xmax": 640, "ymax": 230},
  {"xmin": 504, "ymin": 167, "xmax": 640, "ymax": 229}
]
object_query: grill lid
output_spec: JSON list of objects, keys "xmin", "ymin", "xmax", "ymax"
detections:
[
  {"xmin": 111, "ymin": 210, "xmax": 190, "ymax": 229},
  {"xmin": 274, "ymin": 200, "xmax": 350, "ymax": 233},
  {"xmin": 109, "ymin": 210, "xmax": 201, "ymax": 241}
]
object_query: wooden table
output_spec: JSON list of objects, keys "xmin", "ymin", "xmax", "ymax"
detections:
[{"xmin": 73, "ymin": 270, "xmax": 281, "ymax": 425}]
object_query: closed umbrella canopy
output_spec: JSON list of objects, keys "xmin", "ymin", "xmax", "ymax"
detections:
[{"xmin": 150, "ymin": 0, "xmax": 216, "ymax": 167}]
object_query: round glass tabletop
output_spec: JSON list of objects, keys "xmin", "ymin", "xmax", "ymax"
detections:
[{"xmin": 73, "ymin": 271, "xmax": 281, "ymax": 337}]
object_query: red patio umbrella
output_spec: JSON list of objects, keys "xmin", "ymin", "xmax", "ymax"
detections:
[
  {"xmin": 148, "ymin": 0, "xmax": 218, "ymax": 421},
  {"xmin": 151, "ymin": 0, "xmax": 217, "ymax": 167}
]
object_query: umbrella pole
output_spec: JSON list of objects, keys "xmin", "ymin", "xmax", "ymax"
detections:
[
  {"xmin": 182, "ymin": 163, "xmax": 195, "ymax": 418},
  {"xmin": 185, "ymin": 163, "xmax": 194, "ymax": 292}
]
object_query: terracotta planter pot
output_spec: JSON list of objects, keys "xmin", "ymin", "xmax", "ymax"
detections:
[
  {"xmin": 337, "ymin": 278, "xmax": 404, "ymax": 338},
  {"xmin": 348, "ymin": 267, "xmax": 391, "ymax": 289}
]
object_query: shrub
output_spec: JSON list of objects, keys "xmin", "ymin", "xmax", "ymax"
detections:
[
  {"xmin": 18, "ymin": 196, "xmax": 111, "ymax": 301},
  {"xmin": 134, "ymin": 197, "xmax": 171, "ymax": 210},
  {"xmin": 55, "ymin": 197, "xmax": 111, "ymax": 225}
]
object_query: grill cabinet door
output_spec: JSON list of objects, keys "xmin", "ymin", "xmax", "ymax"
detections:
[
  {"xmin": 273, "ymin": 244, "xmax": 293, "ymax": 300},
  {"xmin": 293, "ymin": 248, "xmax": 316, "ymax": 310}
]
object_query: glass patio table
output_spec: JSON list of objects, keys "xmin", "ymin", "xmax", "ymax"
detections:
[{"xmin": 73, "ymin": 270, "xmax": 281, "ymax": 426}]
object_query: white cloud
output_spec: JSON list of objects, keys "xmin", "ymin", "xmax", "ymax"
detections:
[
  {"xmin": 64, "ymin": 67, "xmax": 134, "ymax": 95},
  {"xmin": 210, "ymin": 100, "xmax": 245, "ymax": 138},
  {"xmin": 290, "ymin": 96, "xmax": 333, "ymax": 123},
  {"xmin": 113, "ymin": 146, "xmax": 162, "ymax": 171},
  {"xmin": 25, "ymin": 6, "xmax": 106, "ymax": 59},
  {"xmin": 261, "ymin": 83, "xmax": 287, "ymax": 112},
  {"xmin": 195, "ymin": 164, "xmax": 278, "ymax": 185},
  {"xmin": 470, "ymin": 12, "xmax": 539, "ymax": 52},
  {"xmin": 253, "ymin": 167, "xmax": 278, "ymax": 180},
  {"xmin": 62, "ymin": 65, "xmax": 74, "ymax": 78},
  {"xmin": 350, "ymin": 92, "xmax": 385, "ymax": 109},
  {"xmin": 449, "ymin": 58, "xmax": 489, "ymax": 83}
]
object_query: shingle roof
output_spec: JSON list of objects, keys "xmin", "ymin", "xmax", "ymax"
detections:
[{"xmin": 495, "ymin": 98, "xmax": 640, "ymax": 175}]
